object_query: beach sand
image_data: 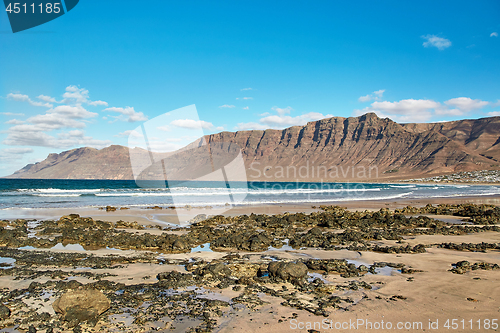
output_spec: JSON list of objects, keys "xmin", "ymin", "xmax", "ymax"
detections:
[{"xmin": 0, "ymin": 195, "xmax": 499, "ymax": 332}]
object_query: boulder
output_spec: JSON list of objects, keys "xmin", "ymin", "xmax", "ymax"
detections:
[
  {"xmin": 0, "ymin": 304, "xmax": 10, "ymax": 320},
  {"xmin": 268, "ymin": 261, "xmax": 308, "ymax": 284},
  {"xmin": 52, "ymin": 289, "xmax": 110, "ymax": 326}
]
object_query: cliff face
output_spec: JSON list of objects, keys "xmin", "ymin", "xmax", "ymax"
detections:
[
  {"xmin": 7, "ymin": 113, "xmax": 500, "ymax": 181},
  {"xmin": 8, "ymin": 145, "xmax": 135, "ymax": 180}
]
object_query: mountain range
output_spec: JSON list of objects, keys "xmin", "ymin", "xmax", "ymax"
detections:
[{"xmin": 7, "ymin": 113, "xmax": 500, "ymax": 181}]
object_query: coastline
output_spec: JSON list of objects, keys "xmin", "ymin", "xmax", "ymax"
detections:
[
  {"xmin": 2, "ymin": 194, "xmax": 499, "ymax": 224},
  {"xmin": 1, "ymin": 194, "xmax": 500, "ymax": 332}
]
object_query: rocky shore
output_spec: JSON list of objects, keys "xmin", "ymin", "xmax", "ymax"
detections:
[{"xmin": 0, "ymin": 203, "xmax": 499, "ymax": 332}]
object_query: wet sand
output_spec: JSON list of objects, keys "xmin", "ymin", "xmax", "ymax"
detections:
[
  {"xmin": 2, "ymin": 194, "xmax": 499, "ymax": 225},
  {"xmin": 0, "ymin": 197, "xmax": 499, "ymax": 332}
]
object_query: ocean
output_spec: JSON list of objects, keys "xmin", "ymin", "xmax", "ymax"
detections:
[{"xmin": 1, "ymin": 179, "xmax": 500, "ymax": 211}]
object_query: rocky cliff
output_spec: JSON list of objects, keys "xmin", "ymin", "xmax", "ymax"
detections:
[{"xmin": 7, "ymin": 113, "xmax": 500, "ymax": 181}]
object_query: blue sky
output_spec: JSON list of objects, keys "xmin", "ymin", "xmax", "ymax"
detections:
[{"xmin": 1, "ymin": 0, "xmax": 499, "ymax": 176}]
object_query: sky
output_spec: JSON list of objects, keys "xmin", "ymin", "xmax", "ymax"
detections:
[{"xmin": 0, "ymin": 0, "xmax": 499, "ymax": 176}]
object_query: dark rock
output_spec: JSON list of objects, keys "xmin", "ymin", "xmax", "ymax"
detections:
[
  {"xmin": 0, "ymin": 304, "xmax": 10, "ymax": 320},
  {"xmin": 268, "ymin": 261, "xmax": 308, "ymax": 284},
  {"xmin": 52, "ymin": 289, "xmax": 110, "ymax": 326}
]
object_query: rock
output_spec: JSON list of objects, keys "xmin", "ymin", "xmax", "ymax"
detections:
[
  {"xmin": 172, "ymin": 239, "xmax": 187, "ymax": 250},
  {"xmin": 156, "ymin": 271, "xmax": 194, "ymax": 288},
  {"xmin": 52, "ymin": 289, "xmax": 110, "ymax": 326},
  {"xmin": 0, "ymin": 304, "xmax": 10, "ymax": 320},
  {"xmin": 456, "ymin": 260, "xmax": 470, "ymax": 269},
  {"xmin": 268, "ymin": 261, "xmax": 308, "ymax": 284},
  {"xmin": 8, "ymin": 116, "xmax": 500, "ymax": 181},
  {"xmin": 105, "ymin": 206, "xmax": 116, "ymax": 212}
]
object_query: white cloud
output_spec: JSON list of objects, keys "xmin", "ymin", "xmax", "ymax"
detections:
[
  {"xmin": 243, "ymin": 106, "xmax": 249, "ymax": 110},
  {"xmin": 271, "ymin": 106, "xmax": 292, "ymax": 116},
  {"xmin": 355, "ymin": 99, "xmax": 440, "ymax": 122},
  {"xmin": 219, "ymin": 104, "xmax": 235, "ymax": 108},
  {"xmin": 0, "ymin": 147, "xmax": 34, "ymax": 161},
  {"xmin": 7, "ymin": 93, "xmax": 29, "ymax": 102},
  {"xmin": 488, "ymin": 111, "xmax": 500, "ymax": 116},
  {"xmin": 157, "ymin": 125, "xmax": 171, "ymax": 132},
  {"xmin": 3, "ymin": 148, "xmax": 33, "ymax": 154},
  {"xmin": 236, "ymin": 107, "xmax": 332, "ymax": 130},
  {"xmin": 358, "ymin": 95, "xmax": 372, "ymax": 102},
  {"xmin": 62, "ymin": 85, "xmax": 89, "ymax": 104},
  {"xmin": 216, "ymin": 126, "xmax": 225, "ymax": 131},
  {"xmin": 358, "ymin": 89, "xmax": 385, "ymax": 102},
  {"xmin": 3, "ymin": 129, "xmax": 111, "ymax": 149},
  {"xmin": 3, "ymin": 101, "xmax": 101, "ymax": 148},
  {"xmin": 354, "ymin": 96, "xmax": 493, "ymax": 122},
  {"xmin": 237, "ymin": 97, "xmax": 253, "ymax": 100},
  {"xmin": 62, "ymin": 85, "xmax": 108, "ymax": 106},
  {"xmin": 261, "ymin": 112, "xmax": 330, "ymax": 127},
  {"xmin": 442, "ymin": 97, "xmax": 489, "ymax": 115},
  {"xmin": 89, "ymin": 100, "xmax": 108, "ymax": 106},
  {"xmin": 5, "ymin": 119, "xmax": 25, "ymax": 125},
  {"xmin": 236, "ymin": 122, "xmax": 269, "ymax": 131},
  {"xmin": 1, "ymin": 112, "xmax": 24, "ymax": 116},
  {"xmin": 8, "ymin": 86, "xmax": 108, "ymax": 109},
  {"xmin": 37, "ymin": 95, "xmax": 58, "ymax": 103},
  {"xmin": 241, "ymin": 88, "xmax": 252, "ymax": 91},
  {"xmin": 26, "ymin": 105, "xmax": 98, "ymax": 130},
  {"xmin": 422, "ymin": 35, "xmax": 452, "ymax": 50},
  {"xmin": 7, "ymin": 93, "xmax": 53, "ymax": 108},
  {"xmin": 115, "ymin": 130, "xmax": 143, "ymax": 138},
  {"xmin": 171, "ymin": 119, "xmax": 214, "ymax": 130},
  {"xmin": 491, "ymin": 32, "xmax": 498, "ymax": 37},
  {"xmin": 104, "ymin": 106, "xmax": 148, "ymax": 122}
]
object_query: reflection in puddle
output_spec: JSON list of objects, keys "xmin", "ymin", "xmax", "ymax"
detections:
[
  {"xmin": 0, "ymin": 257, "xmax": 16, "ymax": 269},
  {"xmin": 267, "ymin": 238, "xmax": 295, "ymax": 251},
  {"xmin": 106, "ymin": 246, "xmax": 124, "ymax": 251},
  {"xmin": 17, "ymin": 246, "xmax": 36, "ymax": 250},
  {"xmin": 191, "ymin": 243, "xmax": 213, "ymax": 253},
  {"xmin": 307, "ymin": 272, "xmax": 329, "ymax": 283},
  {"xmin": 374, "ymin": 266, "xmax": 401, "ymax": 276},
  {"xmin": 50, "ymin": 243, "xmax": 86, "ymax": 251}
]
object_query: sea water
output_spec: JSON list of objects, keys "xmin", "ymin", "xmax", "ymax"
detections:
[{"xmin": 0, "ymin": 179, "xmax": 499, "ymax": 210}]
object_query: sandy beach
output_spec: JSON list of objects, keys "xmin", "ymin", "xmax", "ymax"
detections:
[{"xmin": 1, "ymin": 196, "xmax": 499, "ymax": 332}]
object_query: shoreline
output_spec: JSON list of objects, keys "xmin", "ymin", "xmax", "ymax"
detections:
[
  {"xmin": 0, "ymin": 200, "xmax": 499, "ymax": 332},
  {"xmin": 2, "ymin": 194, "xmax": 500, "ymax": 224}
]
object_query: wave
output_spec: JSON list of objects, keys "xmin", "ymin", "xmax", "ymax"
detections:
[
  {"xmin": 388, "ymin": 185, "xmax": 416, "ymax": 188},
  {"xmin": 18, "ymin": 188, "xmax": 101, "ymax": 194},
  {"xmin": 32, "ymin": 194, "xmax": 82, "ymax": 197},
  {"xmin": 94, "ymin": 187, "xmax": 381, "ymax": 197},
  {"xmin": 119, "ymin": 191, "xmax": 416, "ymax": 208}
]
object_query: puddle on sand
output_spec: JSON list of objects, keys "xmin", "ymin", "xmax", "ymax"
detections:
[
  {"xmin": 17, "ymin": 246, "xmax": 36, "ymax": 250},
  {"xmin": 267, "ymin": 238, "xmax": 295, "ymax": 251},
  {"xmin": 50, "ymin": 243, "xmax": 86, "ymax": 251},
  {"xmin": 0, "ymin": 257, "xmax": 16, "ymax": 269},
  {"xmin": 106, "ymin": 246, "xmax": 124, "ymax": 251},
  {"xmin": 27, "ymin": 220, "xmax": 41, "ymax": 239},
  {"xmin": 307, "ymin": 272, "xmax": 329, "ymax": 283},
  {"xmin": 191, "ymin": 243, "xmax": 213, "ymax": 253},
  {"xmin": 346, "ymin": 259, "xmax": 400, "ymax": 276},
  {"xmin": 0, "ymin": 327, "xmax": 22, "ymax": 333},
  {"xmin": 374, "ymin": 266, "xmax": 401, "ymax": 276},
  {"xmin": 108, "ymin": 313, "xmax": 135, "ymax": 327}
]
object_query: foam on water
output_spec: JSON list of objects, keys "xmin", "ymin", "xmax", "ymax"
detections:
[{"xmin": 1, "ymin": 179, "xmax": 499, "ymax": 210}]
